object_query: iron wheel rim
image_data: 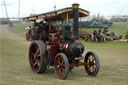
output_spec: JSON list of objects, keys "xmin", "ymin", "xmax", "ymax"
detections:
[
  {"xmin": 29, "ymin": 43, "xmax": 41, "ymax": 72},
  {"xmin": 55, "ymin": 55, "xmax": 65, "ymax": 78},
  {"xmin": 85, "ymin": 52, "xmax": 100, "ymax": 76}
]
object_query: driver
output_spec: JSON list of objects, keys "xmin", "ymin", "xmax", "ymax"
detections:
[{"xmin": 36, "ymin": 22, "xmax": 46, "ymax": 39}]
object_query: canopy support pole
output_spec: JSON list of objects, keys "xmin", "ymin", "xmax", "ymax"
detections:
[{"xmin": 66, "ymin": 12, "xmax": 69, "ymax": 25}]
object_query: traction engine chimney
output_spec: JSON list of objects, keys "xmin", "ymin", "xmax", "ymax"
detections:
[{"xmin": 72, "ymin": 3, "xmax": 79, "ymax": 40}]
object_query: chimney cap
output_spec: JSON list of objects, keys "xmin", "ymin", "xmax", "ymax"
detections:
[{"xmin": 72, "ymin": 3, "xmax": 79, "ymax": 8}]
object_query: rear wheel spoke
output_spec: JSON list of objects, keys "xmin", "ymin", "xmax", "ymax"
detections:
[
  {"xmin": 35, "ymin": 48, "xmax": 39, "ymax": 56},
  {"xmin": 34, "ymin": 60, "xmax": 40, "ymax": 66}
]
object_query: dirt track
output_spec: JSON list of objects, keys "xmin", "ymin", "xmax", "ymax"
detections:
[{"xmin": 0, "ymin": 25, "xmax": 30, "ymax": 45}]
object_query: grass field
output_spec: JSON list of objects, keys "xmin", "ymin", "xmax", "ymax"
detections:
[{"xmin": 0, "ymin": 22, "xmax": 128, "ymax": 85}]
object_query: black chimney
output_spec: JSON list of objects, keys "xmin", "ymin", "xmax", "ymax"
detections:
[{"xmin": 72, "ymin": 4, "xmax": 79, "ymax": 40}]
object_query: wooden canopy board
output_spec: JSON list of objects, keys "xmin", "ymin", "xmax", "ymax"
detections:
[{"xmin": 23, "ymin": 7, "xmax": 89, "ymax": 21}]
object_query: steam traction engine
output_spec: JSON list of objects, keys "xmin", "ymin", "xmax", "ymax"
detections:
[{"xmin": 24, "ymin": 4, "xmax": 100, "ymax": 80}]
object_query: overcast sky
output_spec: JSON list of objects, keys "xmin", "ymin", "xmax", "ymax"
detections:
[{"xmin": 0, "ymin": 0, "xmax": 128, "ymax": 18}]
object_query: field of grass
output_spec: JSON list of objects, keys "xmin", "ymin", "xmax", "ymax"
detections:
[{"xmin": 0, "ymin": 22, "xmax": 128, "ymax": 85}]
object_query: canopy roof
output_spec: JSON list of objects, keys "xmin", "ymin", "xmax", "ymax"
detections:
[{"xmin": 23, "ymin": 7, "xmax": 89, "ymax": 21}]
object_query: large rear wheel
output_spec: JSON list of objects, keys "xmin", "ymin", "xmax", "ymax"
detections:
[
  {"xmin": 29, "ymin": 40, "xmax": 47, "ymax": 73},
  {"xmin": 84, "ymin": 51, "xmax": 100, "ymax": 76},
  {"xmin": 54, "ymin": 53, "xmax": 69, "ymax": 80}
]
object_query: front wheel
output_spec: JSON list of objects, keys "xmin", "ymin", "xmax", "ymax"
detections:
[
  {"xmin": 54, "ymin": 53, "xmax": 69, "ymax": 80},
  {"xmin": 84, "ymin": 51, "xmax": 100, "ymax": 76}
]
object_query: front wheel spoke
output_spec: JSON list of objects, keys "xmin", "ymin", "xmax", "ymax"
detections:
[
  {"xmin": 62, "ymin": 64, "xmax": 65, "ymax": 70},
  {"xmin": 58, "ymin": 68, "xmax": 61, "ymax": 72},
  {"xmin": 93, "ymin": 65, "xmax": 96, "ymax": 69},
  {"xmin": 92, "ymin": 67, "xmax": 95, "ymax": 72},
  {"xmin": 89, "ymin": 67, "xmax": 91, "ymax": 72},
  {"xmin": 93, "ymin": 60, "xmax": 96, "ymax": 65},
  {"xmin": 57, "ymin": 62, "xmax": 60, "ymax": 65},
  {"xmin": 61, "ymin": 68, "xmax": 65, "ymax": 71},
  {"xmin": 87, "ymin": 60, "xmax": 90, "ymax": 63},
  {"xmin": 92, "ymin": 56, "xmax": 95, "ymax": 61},
  {"xmin": 61, "ymin": 60, "xmax": 64, "ymax": 65},
  {"xmin": 92, "ymin": 66, "xmax": 95, "ymax": 72},
  {"xmin": 90, "ymin": 56, "xmax": 93, "ymax": 61},
  {"xmin": 56, "ymin": 64, "xmax": 59, "ymax": 68},
  {"xmin": 88, "ymin": 57, "xmax": 90, "ymax": 61},
  {"xmin": 93, "ymin": 66, "xmax": 96, "ymax": 71},
  {"xmin": 93, "ymin": 60, "xmax": 96, "ymax": 63},
  {"xmin": 88, "ymin": 65, "xmax": 89, "ymax": 67},
  {"xmin": 90, "ymin": 66, "xmax": 93, "ymax": 72}
]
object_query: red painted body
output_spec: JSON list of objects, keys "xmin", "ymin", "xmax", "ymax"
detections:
[
  {"xmin": 50, "ymin": 45, "xmax": 60, "ymax": 63},
  {"xmin": 39, "ymin": 30, "xmax": 63, "ymax": 64},
  {"xmin": 49, "ymin": 32, "xmax": 60, "ymax": 43},
  {"xmin": 39, "ymin": 29, "xmax": 71, "ymax": 65},
  {"xmin": 40, "ymin": 34, "xmax": 48, "ymax": 41}
]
